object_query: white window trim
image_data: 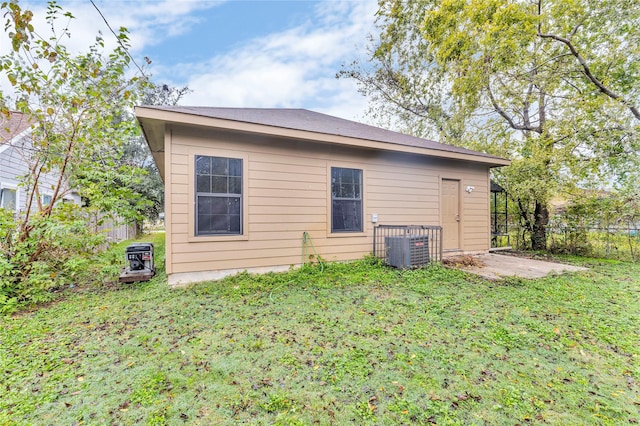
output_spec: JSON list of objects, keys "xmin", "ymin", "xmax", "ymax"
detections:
[
  {"xmin": 41, "ymin": 193, "xmax": 53, "ymax": 206},
  {"xmin": 0, "ymin": 182, "xmax": 19, "ymax": 213}
]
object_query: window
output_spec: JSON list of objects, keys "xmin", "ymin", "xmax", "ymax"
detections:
[
  {"xmin": 331, "ymin": 167, "xmax": 363, "ymax": 232},
  {"xmin": 195, "ymin": 155, "xmax": 242, "ymax": 235},
  {"xmin": 0, "ymin": 188, "xmax": 17, "ymax": 212},
  {"xmin": 42, "ymin": 194, "xmax": 52, "ymax": 206}
]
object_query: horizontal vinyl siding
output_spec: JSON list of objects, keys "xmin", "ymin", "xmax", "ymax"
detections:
[
  {"xmin": 367, "ymin": 162, "xmax": 440, "ymax": 227},
  {"xmin": 171, "ymin": 244, "xmax": 372, "ymax": 274},
  {"xmin": 172, "ymin": 174, "xmax": 189, "ymax": 185},
  {"xmin": 250, "ymin": 196, "xmax": 326, "ymax": 207},
  {"xmin": 250, "ymin": 169, "xmax": 326, "ymax": 182},
  {"xmin": 0, "ymin": 146, "xmax": 29, "ymax": 212},
  {"xmin": 251, "ymin": 205, "xmax": 327, "ymax": 215},
  {"xmin": 460, "ymin": 175, "xmax": 490, "ymax": 252},
  {"xmin": 0, "ymin": 140, "xmax": 73, "ymax": 213},
  {"xmin": 173, "ymin": 242, "xmax": 372, "ymax": 263},
  {"xmin": 252, "ymin": 214, "xmax": 326, "ymax": 224},
  {"xmin": 173, "ymin": 236, "xmax": 370, "ymax": 254},
  {"xmin": 249, "ymin": 187, "xmax": 325, "ymax": 198},
  {"xmin": 167, "ymin": 125, "xmax": 492, "ymax": 276},
  {"xmin": 242, "ymin": 221, "xmax": 328, "ymax": 233}
]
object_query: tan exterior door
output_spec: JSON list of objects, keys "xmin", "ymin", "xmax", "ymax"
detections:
[{"xmin": 441, "ymin": 179, "xmax": 460, "ymax": 251}]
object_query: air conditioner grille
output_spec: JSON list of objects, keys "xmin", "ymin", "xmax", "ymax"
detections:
[{"xmin": 385, "ymin": 235, "xmax": 430, "ymax": 268}]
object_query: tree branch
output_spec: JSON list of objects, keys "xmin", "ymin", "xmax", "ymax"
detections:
[
  {"xmin": 539, "ymin": 90, "xmax": 546, "ymax": 131},
  {"xmin": 537, "ymin": 31, "xmax": 640, "ymax": 120},
  {"xmin": 487, "ymin": 84, "xmax": 543, "ymax": 133}
]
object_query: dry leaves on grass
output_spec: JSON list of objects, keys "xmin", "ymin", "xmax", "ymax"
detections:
[{"xmin": 442, "ymin": 255, "xmax": 484, "ymax": 268}]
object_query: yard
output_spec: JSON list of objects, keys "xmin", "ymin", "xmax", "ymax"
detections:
[{"xmin": 1, "ymin": 233, "xmax": 639, "ymax": 425}]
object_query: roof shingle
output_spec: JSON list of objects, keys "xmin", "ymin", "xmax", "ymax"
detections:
[
  {"xmin": 0, "ymin": 111, "xmax": 31, "ymax": 145},
  {"xmin": 142, "ymin": 106, "xmax": 503, "ymax": 161}
]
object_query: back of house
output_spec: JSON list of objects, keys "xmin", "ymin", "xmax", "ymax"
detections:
[{"xmin": 136, "ymin": 106, "xmax": 510, "ymax": 286}]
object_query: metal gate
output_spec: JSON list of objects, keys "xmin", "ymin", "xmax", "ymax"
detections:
[{"xmin": 373, "ymin": 225, "xmax": 443, "ymax": 267}]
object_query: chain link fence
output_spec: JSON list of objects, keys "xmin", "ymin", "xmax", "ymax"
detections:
[{"xmin": 546, "ymin": 226, "xmax": 639, "ymax": 261}]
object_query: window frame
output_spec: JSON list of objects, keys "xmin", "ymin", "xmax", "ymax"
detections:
[
  {"xmin": 0, "ymin": 184, "xmax": 18, "ymax": 213},
  {"xmin": 194, "ymin": 155, "xmax": 243, "ymax": 237},
  {"xmin": 330, "ymin": 166, "xmax": 364, "ymax": 234},
  {"xmin": 41, "ymin": 193, "xmax": 53, "ymax": 206}
]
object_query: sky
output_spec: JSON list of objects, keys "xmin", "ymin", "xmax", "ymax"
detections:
[{"xmin": 7, "ymin": 0, "xmax": 380, "ymax": 121}]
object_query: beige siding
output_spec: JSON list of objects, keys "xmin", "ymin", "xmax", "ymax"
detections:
[
  {"xmin": 164, "ymin": 127, "xmax": 174, "ymax": 274},
  {"xmin": 165, "ymin": 125, "xmax": 492, "ymax": 277},
  {"xmin": 461, "ymin": 179, "xmax": 490, "ymax": 248}
]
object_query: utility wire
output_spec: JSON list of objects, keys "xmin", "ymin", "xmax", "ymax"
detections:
[{"xmin": 89, "ymin": 0, "xmax": 147, "ymax": 77}]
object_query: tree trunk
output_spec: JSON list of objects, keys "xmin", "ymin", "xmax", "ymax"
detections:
[
  {"xmin": 531, "ymin": 201, "xmax": 549, "ymax": 250},
  {"xmin": 134, "ymin": 219, "xmax": 143, "ymax": 237}
]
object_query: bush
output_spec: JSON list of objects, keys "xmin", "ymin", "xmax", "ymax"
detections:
[
  {"xmin": 548, "ymin": 227, "xmax": 593, "ymax": 256},
  {"xmin": 0, "ymin": 204, "xmax": 112, "ymax": 313}
]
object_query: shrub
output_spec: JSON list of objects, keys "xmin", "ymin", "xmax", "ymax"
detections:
[{"xmin": 0, "ymin": 204, "xmax": 109, "ymax": 313}]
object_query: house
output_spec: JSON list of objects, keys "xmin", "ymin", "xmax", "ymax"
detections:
[
  {"xmin": 135, "ymin": 106, "xmax": 510, "ymax": 286},
  {"xmin": 0, "ymin": 111, "xmax": 81, "ymax": 214},
  {"xmin": 0, "ymin": 112, "xmax": 30, "ymax": 212}
]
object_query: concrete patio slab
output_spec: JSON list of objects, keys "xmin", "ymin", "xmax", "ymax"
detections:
[{"xmin": 452, "ymin": 253, "xmax": 588, "ymax": 280}]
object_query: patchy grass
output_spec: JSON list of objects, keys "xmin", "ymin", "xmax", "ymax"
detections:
[{"xmin": 1, "ymin": 234, "xmax": 639, "ymax": 424}]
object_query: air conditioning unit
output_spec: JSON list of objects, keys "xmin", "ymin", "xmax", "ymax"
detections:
[{"xmin": 385, "ymin": 235, "xmax": 430, "ymax": 268}]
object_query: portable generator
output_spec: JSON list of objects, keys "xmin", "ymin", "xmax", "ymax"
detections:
[{"xmin": 119, "ymin": 242, "xmax": 155, "ymax": 283}]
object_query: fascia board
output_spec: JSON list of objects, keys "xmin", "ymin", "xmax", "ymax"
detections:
[
  {"xmin": 0, "ymin": 128, "xmax": 33, "ymax": 155},
  {"xmin": 135, "ymin": 107, "xmax": 511, "ymax": 167}
]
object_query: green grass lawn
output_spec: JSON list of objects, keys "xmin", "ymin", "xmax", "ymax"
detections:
[{"xmin": 1, "ymin": 233, "xmax": 639, "ymax": 425}]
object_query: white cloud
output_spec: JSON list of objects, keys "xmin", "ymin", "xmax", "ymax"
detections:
[
  {"xmin": 2, "ymin": 0, "xmax": 223, "ymax": 55},
  {"xmin": 173, "ymin": 0, "xmax": 377, "ymax": 120},
  {"xmin": 87, "ymin": 0, "xmax": 224, "ymax": 48},
  {"xmin": 1, "ymin": 0, "xmax": 377, "ymax": 121}
]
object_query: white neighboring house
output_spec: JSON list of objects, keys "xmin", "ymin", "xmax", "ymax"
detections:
[{"xmin": 0, "ymin": 111, "xmax": 80, "ymax": 215}]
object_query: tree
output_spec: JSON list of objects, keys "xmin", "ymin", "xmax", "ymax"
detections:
[
  {"xmin": 0, "ymin": 1, "xmax": 148, "ymax": 305},
  {"xmin": 118, "ymin": 83, "xmax": 190, "ymax": 228},
  {"xmin": 342, "ymin": 0, "xmax": 639, "ymax": 249}
]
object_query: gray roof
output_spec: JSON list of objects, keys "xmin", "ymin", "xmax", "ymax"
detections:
[{"xmin": 142, "ymin": 106, "xmax": 503, "ymax": 161}]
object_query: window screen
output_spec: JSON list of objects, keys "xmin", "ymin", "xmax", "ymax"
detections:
[
  {"xmin": 331, "ymin": 167, "xmax": 363, "ymax": 232},
  {"xmin": 195, "ymin": 155, "xmax": 242, "ymax": 235}
]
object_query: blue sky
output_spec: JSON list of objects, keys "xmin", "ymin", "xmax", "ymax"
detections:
[
  {"xmin": 145, "ymin": 1, "xmax": 321, "ymax": 63},
  {"xmin": 10, "ymin": 0, "xmax": 379, "ymax": 121}
]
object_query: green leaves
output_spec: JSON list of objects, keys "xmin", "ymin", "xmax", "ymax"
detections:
[
  {"xmin": 0, "ymin": 1, "xmax": 151, "ymax": 303},
  {"xmin": 344, "ymin": 0, "xmax": 640, "ymax": 249},
  {"xmin": 3, "ymin": 1, "xmax": 34, "ymax": 52},
  {"xmin": 2, "ymin": 241, "xmax": 639, "ymax": 423}
]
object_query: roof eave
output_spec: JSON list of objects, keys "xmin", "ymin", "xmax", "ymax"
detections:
[
  {"xmin": 135, "ymin": 107, "xmax": 511, "ymax": 168},
  {"xmin": 135, "ymin": 112, "xmax": 167, "ymax": 181},
  {"xmin": 0, "ymin": 127, "xmax": 33, "ymax": 156}
]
